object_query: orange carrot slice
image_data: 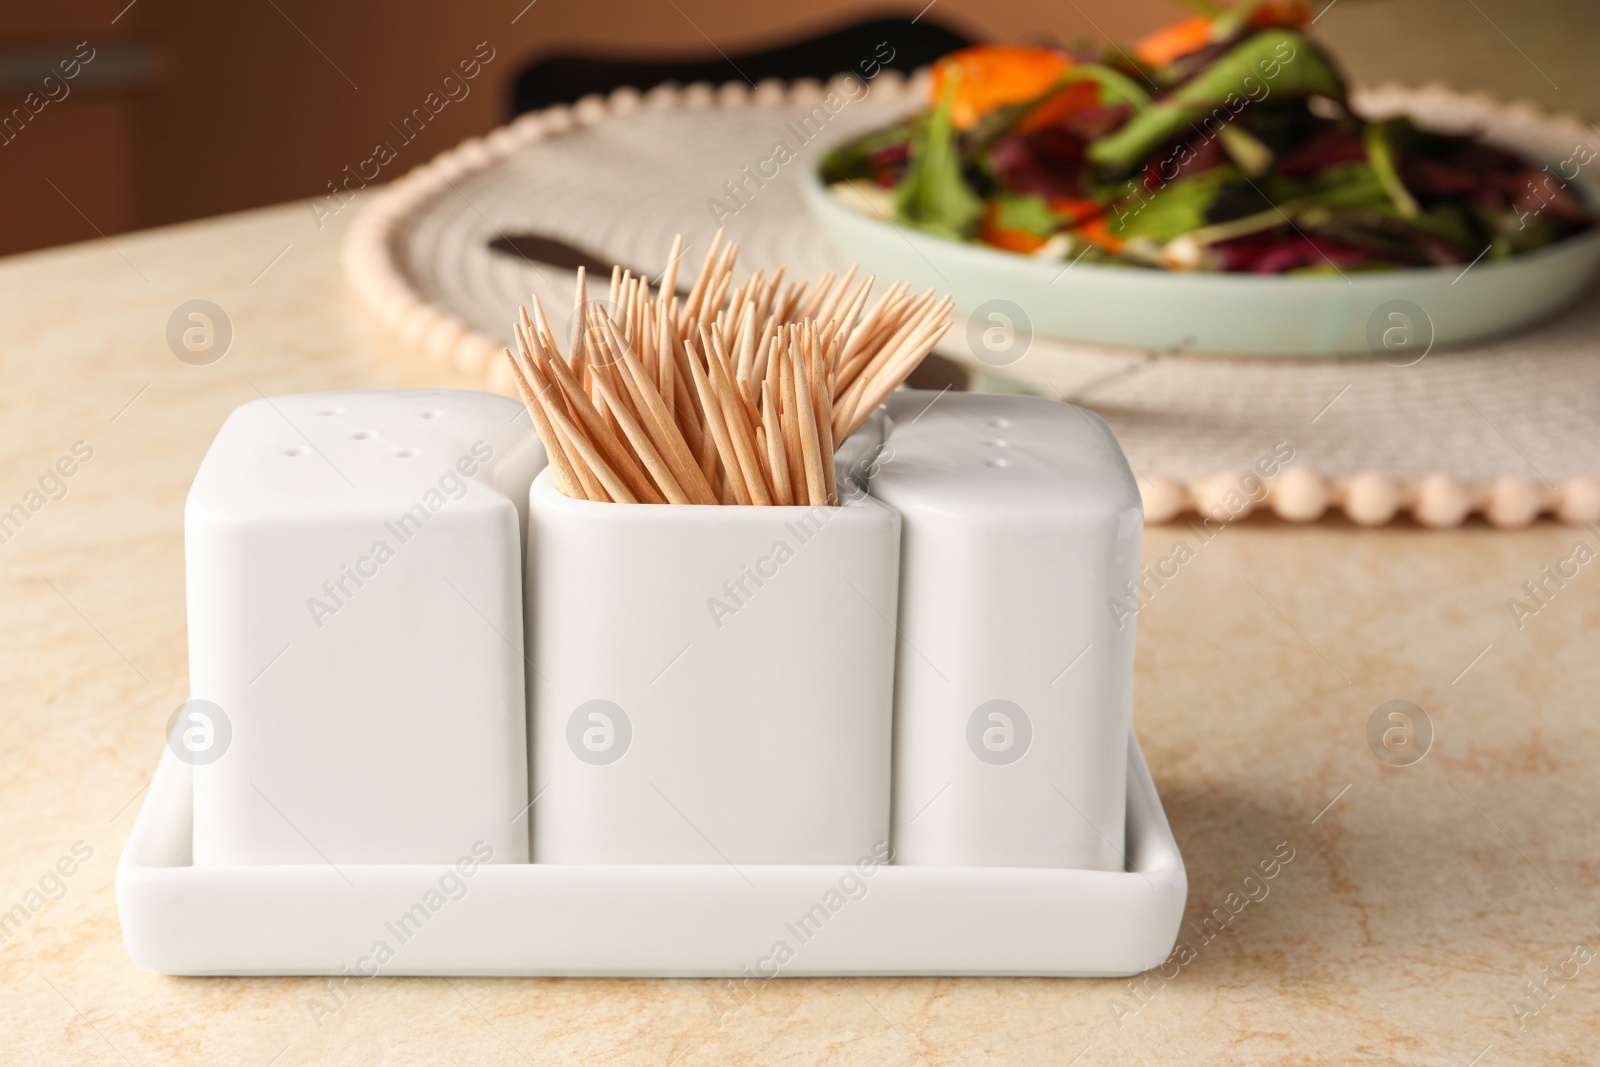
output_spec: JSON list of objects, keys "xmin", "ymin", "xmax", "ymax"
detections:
[
  {"xmin": 1014, "ymin": 79, "xmax": 1101, "ymax": 134},
  {"xmin": 1250, "ymin": 0, "xmax": 1312, "ymax": 28},
  {"xmin": 1134, "ymin": 2, "xmax": 1311, "ymax": 68},
  {"xmin": 929, "ymin": 45, "xmax": 1076, "ymax": 131},
  {"xmin": 1075, "ymin": 216, "xmax": 1127, "ymax": 254},
  {"xmin": 1046, "ymin": 197, "xmax": 1103, "ymax": 225},
  {"xmin": 1131, "ymin": 15, "xmax": 1215, "ymax": 67}
]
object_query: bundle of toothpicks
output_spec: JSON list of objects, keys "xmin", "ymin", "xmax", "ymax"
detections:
[{"xmin": 504, "ymin": 231, "xmax": 953, "ymax": 506}]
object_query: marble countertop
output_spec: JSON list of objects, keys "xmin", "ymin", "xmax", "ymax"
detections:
[{"xmin": 1, "ymin": 190, "xmax": 1597, "ymax": 1066}]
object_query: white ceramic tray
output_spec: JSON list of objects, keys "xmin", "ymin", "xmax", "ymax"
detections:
[{"xmin": 116, "ymin": 735, "xmax": 1184, "ymax": 978}]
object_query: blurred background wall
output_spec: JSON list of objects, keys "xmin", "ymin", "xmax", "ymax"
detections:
[{"xmin": 0, "ymin": 0, "xmax": 1593, "ymax": 258}]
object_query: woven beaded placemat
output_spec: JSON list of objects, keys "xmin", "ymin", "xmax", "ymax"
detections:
[{"xmin": 343, "ymin": 74, "xmax": 1600, "ymax": 527}]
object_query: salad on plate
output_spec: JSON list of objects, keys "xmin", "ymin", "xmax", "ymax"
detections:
[{"xmin": 820, "ymin": 1, "xmax": 1594, "ymax": 273}]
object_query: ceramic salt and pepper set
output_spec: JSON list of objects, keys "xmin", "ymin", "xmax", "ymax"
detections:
[{"xmin": 118, "ymin": 387, "xmax": 1186, "ymax": 976}]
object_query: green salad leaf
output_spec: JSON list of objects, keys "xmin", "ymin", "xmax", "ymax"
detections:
[
  {"xmin": 893, "ymin": 74, "xmax": 985, "ymax": 239},
  {"xmin": 819, "ymin": 115, "xmax": 923, "ymax": 183},
  {"xmin": 991, "ymin": 192, "xmax": 1061, "ymax": 237},
  {"xmin": 1266, "ymin": 162, "xmax": 1389, "ymax": 210},
  {"xmin": 1088, "ymin": 31, "xmax": 1347, "ymax": 173},
  {"xmin": 1363, "ymin": 120, "xmax": 1421, "ymax": 218},
  {"xmin": 1110, "ymin": 168, "xmax": 1235, "ymax": 240},
  {"xmin": 1062, "ymin": 64, "xmax": 1154, "ymax": 111}
]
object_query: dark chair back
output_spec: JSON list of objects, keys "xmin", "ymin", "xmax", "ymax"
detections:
[{"xmin": 511, "ymin": 16, "xmax": 972, "ymax": 113}]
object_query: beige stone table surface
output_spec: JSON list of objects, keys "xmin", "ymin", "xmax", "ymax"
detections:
[{"xmin": 1, "ymin": 194, "xmax": 1598, "ymax": 1067}]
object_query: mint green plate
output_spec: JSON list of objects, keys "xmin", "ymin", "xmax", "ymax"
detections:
[{"xmin": 800, "ymin": 167, "xmax": 1600, "ymax": 357}]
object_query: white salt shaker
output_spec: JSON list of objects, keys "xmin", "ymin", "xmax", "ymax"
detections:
[
  {"xmin": 185, "ymin": 390, "xmax": 543, "ymax": 865},
  {"xmin": 868, "ymin": 391, "xmax": 1142, "ymax": 869}
]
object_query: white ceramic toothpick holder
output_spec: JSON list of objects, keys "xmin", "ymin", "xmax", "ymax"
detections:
[
  {"xmin": 184, "ymin": 390, "xmax": 543, "ymax": 865},
  {"xmin": 526, "ymin": 469, "xmax": 901, "ymax": 864}
]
